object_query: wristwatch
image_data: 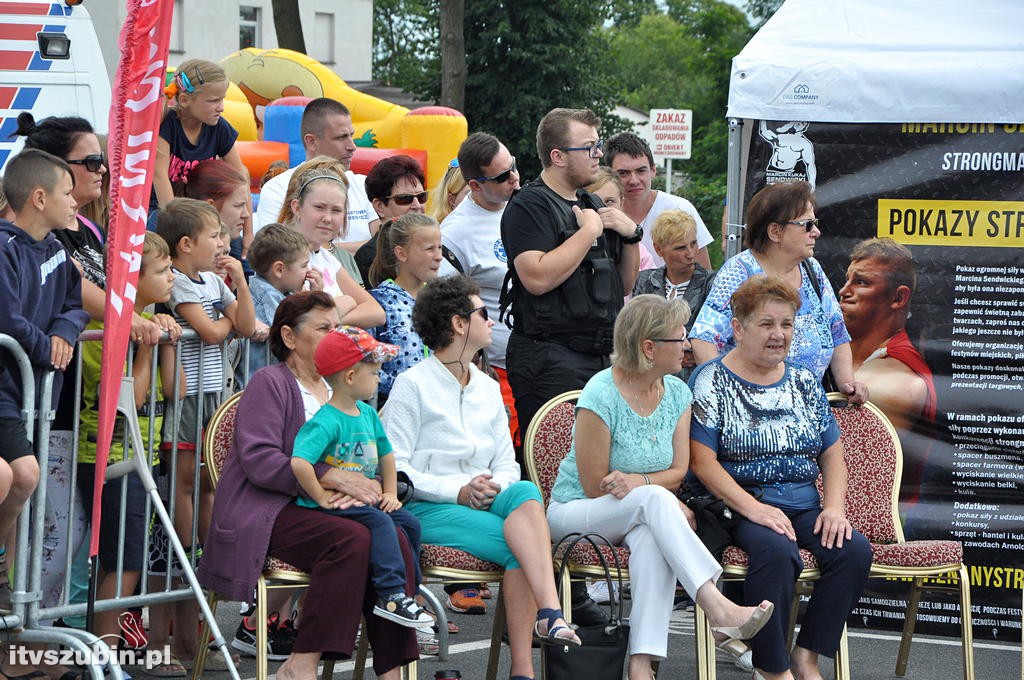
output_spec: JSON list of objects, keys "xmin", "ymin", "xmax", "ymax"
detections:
[{"xmin": 622, "ymin": 225, "xmax": 643, "ymax": 245}]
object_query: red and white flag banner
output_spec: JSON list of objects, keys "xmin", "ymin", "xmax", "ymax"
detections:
[{"xmin": 92, "ymin": 0, "xmax": 174, "ymax": 556}]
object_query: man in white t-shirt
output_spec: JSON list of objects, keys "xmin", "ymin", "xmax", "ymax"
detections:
[
  {"xmin": 605, "ymin": 132, "xmax": 713, "ymax": 270},
  {"xmin": 432, "ymin": 132, "xmax": 523, "ymax": 618},
  {"xmin": 254, "ymin": 98, "xmax": 377, "ymax": 249},
  {"xmin": 438, "ymin": 132, "xmax": 520, "ymax": 374}
]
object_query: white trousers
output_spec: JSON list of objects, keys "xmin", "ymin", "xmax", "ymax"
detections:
[{"xmin": 548, "ymin": 485, "xmax": 722, "ymax": 658}]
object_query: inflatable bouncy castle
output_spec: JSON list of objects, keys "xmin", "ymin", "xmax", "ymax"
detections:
[{"xmin": 217, "ymin": 48, "xmax": 466, "ymax": 192}]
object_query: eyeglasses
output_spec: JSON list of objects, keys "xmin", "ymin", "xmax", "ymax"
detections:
[
  {"xmin": 464, "ymin": 305, "xmax": 489, "ymax": 322},
  {"xmin": 387, "ymin": 191, "xmax": 428, "ymax": 206},
  {"xmin": 66, "ymin": 154, "xmax": 107, "ymax": 173},
  {"xmin": 558, "ymin": 139, "xmax": 604, "ymax": 158},
  {"xmin": 474, "ymin": 157, "xmax": 518, "ymax": 184},
  {"xmin": 652, "ymin": 337, "xmax": 688, "ymax": 344},
  {"xmin": 785, "ymin": 218, "xmax": 820, "ymax": 232}
]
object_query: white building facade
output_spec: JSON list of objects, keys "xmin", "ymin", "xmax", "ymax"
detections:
[{"xmin": 87, "ymin": 0, "xmax": 372, "ymax": 84}]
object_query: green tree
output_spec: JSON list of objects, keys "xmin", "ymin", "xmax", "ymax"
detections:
[
  {"xmin": 373, "ymin": 0, "xmax": 438, "ymax": 90},
  {"xmin": 745, "ymin": 0, "xmax": 784, "ymax": 26},
  {"xmin": 461, "ymin": 1, "xmax": 622, "ymax": 180},
  {"xmin": 605, "ymin": 1, "xmax": 751, "ymax": 249}
]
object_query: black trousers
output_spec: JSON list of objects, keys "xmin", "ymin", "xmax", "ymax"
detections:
[
  {"xmin": 731, "ymin": 507, "xmax": 872, "ymax": 673},
  {"xmin": 506, "ymin": 333, "xmax": 609, "ymax": 467}
]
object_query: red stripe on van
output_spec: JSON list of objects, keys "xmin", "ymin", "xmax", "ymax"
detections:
[
  {"xmin": 0, "ymin": 2, "xmax": 51, "ymax": 14},
  {"xmin": 0, "ymin": 24, "xmax": 43, "ymax": 40},
  {"xmin": 0, "ymin": 52, "xmax": 33, "ymax": 70},
  {"xmin": 0, "ymin": 87, "xmax": 16, "ymax": 108}
]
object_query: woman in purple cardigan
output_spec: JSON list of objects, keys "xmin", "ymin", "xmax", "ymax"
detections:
[{"xmin": 197, "ymin": 291, "xmax": 418, "ymax": 680}]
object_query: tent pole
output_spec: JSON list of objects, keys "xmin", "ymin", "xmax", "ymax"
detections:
[{"xmin": 726, "ymin": 117, "xmax": 744, "ymax": 259}]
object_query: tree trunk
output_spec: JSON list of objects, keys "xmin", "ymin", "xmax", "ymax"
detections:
[
  {"xmin": 271, "ymin": 0, "xmax": 306, "ymax": 53},
  {"xmin": 439, "ymin": 0, "xmax": 465, "ymax": 111}
]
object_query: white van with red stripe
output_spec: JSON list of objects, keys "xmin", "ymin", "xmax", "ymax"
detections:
[{"xmin": 0, "ymin": 0, "xmax": 109, "ymax": 172}]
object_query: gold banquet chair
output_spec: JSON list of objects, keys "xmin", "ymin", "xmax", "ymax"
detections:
[
  {"xmin": 827, "ymin": 395, "xmax": 974, "ymax": 680},
  {"xmin": 525, "ymin": 390, "xmax": 698, "ymax": 678}
]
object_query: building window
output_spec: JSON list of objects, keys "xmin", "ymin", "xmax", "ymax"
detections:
[
  {"xmin": 312, "ymin": 12, "xmax": 335, "ymax": 64},
  {"xmin": 240, "ymin": 6, "xmax": 261, "ymax": 50}
]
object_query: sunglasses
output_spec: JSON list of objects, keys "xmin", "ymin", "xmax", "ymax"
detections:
[
  {"xmin": 785, "ymin": 218, "xmax": 820, "ymax": 232},
  {"xmin": 474, "ymin": 157, "xmax": 518, "ymax": 184},
  {"xmin": 66, "ymin": 153, "xmax": 107, "ymax": 173},
  {"xmin": 464, "ymin": 305, "xmax": 489, "ymax": 322},
  {"xmin": 387, "ymin": 191, "xmax": 428, "ymax": 206}
]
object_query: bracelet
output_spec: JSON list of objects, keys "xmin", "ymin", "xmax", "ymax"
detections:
[{"xmin": 641, "ymin": 472, "xmax": 651, "ymax": 485}]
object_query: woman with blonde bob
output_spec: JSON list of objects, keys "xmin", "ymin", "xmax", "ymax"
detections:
[{"xmin": 546, "ymin": 294, "xmax": 774, "ymax": 680}]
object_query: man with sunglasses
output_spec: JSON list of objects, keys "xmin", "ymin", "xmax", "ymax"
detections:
[
  {"xmin": 254, "ymin": 98, "xmax": 376, "ymax": 248},
  {"xmin": 605, "ymin": 132, "xmax": 714, "ymax": 270}
]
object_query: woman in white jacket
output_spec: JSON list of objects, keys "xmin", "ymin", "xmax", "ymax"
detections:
[{"xmin": 381, "ymin": 275, "xmax": 578, "ymax": 680}]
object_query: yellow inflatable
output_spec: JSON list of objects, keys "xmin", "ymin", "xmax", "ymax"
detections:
[{"xmin": 219, "ymin": 48, "xmax": 466, "ymax": 190}]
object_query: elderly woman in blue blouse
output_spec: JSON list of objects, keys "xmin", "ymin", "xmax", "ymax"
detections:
[
  {"xmin": 546, "ymin": 294, "xmax": 774, "ymax": 680},
  {"xmin": 689, "ymin": 180, "xmax": 868, "ymax": 406},
  {"xmin": 689, "ymin": 276, "xmax": 872, "ymax": 680}
]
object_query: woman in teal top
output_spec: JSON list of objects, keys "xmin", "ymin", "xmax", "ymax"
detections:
[{"xmin": 546, "ymin": 295, "xmax": 773, "ymax": 680}]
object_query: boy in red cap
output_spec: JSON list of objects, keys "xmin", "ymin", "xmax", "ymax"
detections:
[{"xmin": 290, "ymin": 326, "xmax": 432, "ymax": 628}]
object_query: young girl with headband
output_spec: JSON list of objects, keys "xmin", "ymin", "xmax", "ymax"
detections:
[
  {"xmin": 288, "ymin": 168, "xmax": 384, "ymax": 328},
  {"xmin": 152, "ymin": 59, "xmax": 247, "ymax": 231},
  {"xmin": 368, "ymin": 214, "xmax": 443, "ymax": 403}
]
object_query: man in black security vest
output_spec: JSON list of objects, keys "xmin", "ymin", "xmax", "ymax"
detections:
[
  {"xmin": 500, "ymin": 108, "xmax": 641, "ymax": 623},
  {"xmin": 502, "ymin": 108, "xmax": 640, "ymax": 444}
]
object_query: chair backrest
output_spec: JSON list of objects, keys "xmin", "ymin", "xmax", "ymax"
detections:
[
  {"xmin": 202, "ymin": 390, "xmax": 244, "ymax": 488},
  {"xmin": 826, "ymin": 394, "xmax": 904, "ymax": 544},
  {"xmin": 524, "ymin": 390, "xmax": 580, "ymax": 507}
]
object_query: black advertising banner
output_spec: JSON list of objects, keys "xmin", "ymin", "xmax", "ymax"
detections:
[{"xmin": 746, "ymin": 121, "xmax": 1024, "ymax": 642}]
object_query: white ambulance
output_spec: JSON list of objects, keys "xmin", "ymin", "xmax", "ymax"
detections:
[{"xmin": 0, "ymin": 0, "xmax": 110, "ymax": 172}]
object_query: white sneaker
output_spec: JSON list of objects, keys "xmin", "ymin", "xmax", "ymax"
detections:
[{"xmin": 587, "ymin": 580, "xmax": 619, "ymax": 604}]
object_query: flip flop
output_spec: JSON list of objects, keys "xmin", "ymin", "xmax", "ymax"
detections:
[
  {"xmin": 142, "ymin": 655, "xmax": 186, "ymax": 678},
  {"xmin": 711, "ymin": 601, "xmax": 774, "ymax": 645}
]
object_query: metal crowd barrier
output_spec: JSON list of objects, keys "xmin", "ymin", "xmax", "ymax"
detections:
[{"xmin": 1, "ymin": 329, "xmax": 271, "ymax": 680}]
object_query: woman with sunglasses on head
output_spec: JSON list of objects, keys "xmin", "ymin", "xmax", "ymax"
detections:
[
  {"xmin": 380, "ymin": 275, "xmax": 580, "ymax": 680},
  {"xmin": 428, "ymin": 159, "xmax": 469, "ymax": 224},
  {"xmin": 689, "ymin": 181, "xmax": 867, "ymax": 404}
]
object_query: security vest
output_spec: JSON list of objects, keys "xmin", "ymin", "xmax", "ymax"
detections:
[{"xmin": 499, "ymin": 181, "xmax": 624, "ymax": 356}]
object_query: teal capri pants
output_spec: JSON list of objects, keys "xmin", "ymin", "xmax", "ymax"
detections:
[{"xmin": 406, "ymin": 480, "xmax": 541, "ymax": 569}]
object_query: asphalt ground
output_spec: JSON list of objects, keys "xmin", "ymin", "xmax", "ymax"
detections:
[{"xmin": 146, "ymin": 584, "xmax": 1021, "ymax": 679}]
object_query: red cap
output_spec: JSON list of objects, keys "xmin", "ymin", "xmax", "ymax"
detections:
[{"xmin": 314, "ymin": 326, "xmax": 399, "ymax": 376}]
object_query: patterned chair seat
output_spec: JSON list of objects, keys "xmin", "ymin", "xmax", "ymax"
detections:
[
  {"xmin": 554, "ymin": 540, "xmax": 631, "ymax": 572},
  {"xmin": 263, "ymin": 555, "xmax": 307, "ymax": 574},
  {"xmin": 720, "ymin": 545, "xmax": 821, "ymax": 571},
  {"xmin": 870, "ymin": 540, "xmax": 963, "ymax": 568},
  {"xmin": 420, "ymin": 544, "xmax": 502, "ymax": 573}
]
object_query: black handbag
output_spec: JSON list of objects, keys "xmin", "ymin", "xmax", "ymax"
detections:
[
  {"xmin": 544, "ymin": 532, "xmax": 630, "ymax": 680},
  {"xmin": 682, "ymin": 493, "xmax": 740, "ymax": 561}
]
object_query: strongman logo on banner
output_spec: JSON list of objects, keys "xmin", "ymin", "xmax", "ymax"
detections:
[{"xmin": 759, "ymin": 120, "xmax": 817, "ymax": 189}]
